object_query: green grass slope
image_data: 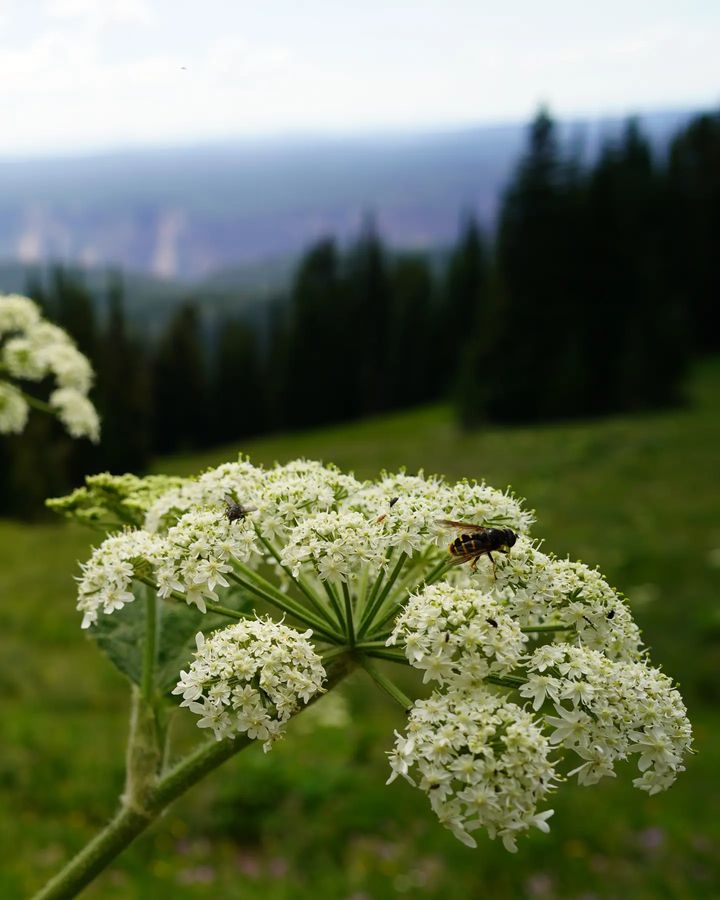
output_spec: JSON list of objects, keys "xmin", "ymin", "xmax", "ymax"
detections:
[{"xmin": 2, "ymin": 360, "xmax": 719, "ymax": 898}]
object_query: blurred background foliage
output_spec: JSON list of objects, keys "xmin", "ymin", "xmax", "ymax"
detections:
[{"xmin": 1, "ymin": 107, "xmax": 718, "ymax": 517}]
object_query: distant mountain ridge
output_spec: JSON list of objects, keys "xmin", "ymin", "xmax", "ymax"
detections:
[{"xmin": 0, "ymin": 109, "xmax": 701, "ymax": 281}]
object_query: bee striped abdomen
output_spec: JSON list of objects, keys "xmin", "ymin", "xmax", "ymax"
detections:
[{"xmin": 450, "ymin": 533, "xmax": 490, "ymax": 556}]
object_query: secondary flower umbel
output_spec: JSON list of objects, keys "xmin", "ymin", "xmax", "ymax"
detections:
[{"xmin": 0, "ymin": 293, "xmax": 100, "ymax": 440}]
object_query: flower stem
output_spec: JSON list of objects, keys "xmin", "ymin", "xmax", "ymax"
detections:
[
  {"xmin": 140, "ymin": 589, "xmax": 157, "ymax": 703},
  {"xmin": 356, "ymin": 552, "xmax": 407, "ymax": 638},
  {"xmin": 342, "ymin": 581, "xmax": 355, "ymax": 645},
  {"xmin": 254, "ymin": 529, "xmax": 330, "ymax": 622},
  {"xmin": 32, "ymin": 659, "xmax": 353, "ymax": 900},
  {"xmin": 204, "ymin": 600, "xmax": 254, "ymax": 620},
  {"xmin": 228, "ymin": 569, "xmax": 342, "ymax": 643},
  {"xmin": 520, "ymin": 624, "xmax": 575, "ymax": 633},
  {"xmin": 359, "ymin": 656, "xmax": 412, "ymax": 711},
  {"xmin": 321, "ymin": 580, "xmax": 344, "ymax": 631}
]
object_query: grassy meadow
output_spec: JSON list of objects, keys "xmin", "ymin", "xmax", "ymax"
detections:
[{"xmin": 2, "ymin": 360, "xmax": 719, "ymax": 899}]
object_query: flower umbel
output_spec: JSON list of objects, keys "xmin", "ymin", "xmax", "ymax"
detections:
[
  {"xmin": 0, "ymin": 292, "xmax": 100, "ymax": 440},
  {"xmin": 173, "ymin": 621, "xmax": 326, "ymax": 749},
  {"xmin": 388, "ymin": 688, "xmax": 556, "ymax": 851}
]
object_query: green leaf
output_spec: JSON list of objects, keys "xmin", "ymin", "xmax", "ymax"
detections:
[{"xmin": 88, "ymin": 582, "xmax": 232, "ymax": 695}]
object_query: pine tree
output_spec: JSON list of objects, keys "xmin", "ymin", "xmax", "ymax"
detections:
[
  {"xmin": 96, "ymin": 273, "xmax": 152, "ymax": 472},
  {"xmin": 386, "ymin": 254, "xmax": 434, "ymax": 408},
  {"xmin": 210, "ymin": 317, "xmax": 264, "ymax": 443},
  {"xmin": 345, "ymin": 216, "xmax": 391, "ymax": 415},
  {"xmin": 485, "ymin": 108, "xmax": 585, "ymax": 422},
  {"xmin": 286, "ymin": 239, "xmax": 350, "ymax": 428},
  {"xmin": 666, "ymin": 112, "xmax": 720, "ymax": 354},
  {"xmin": 436, "ymin": 216, "xmax": 490, "ymax": 396},
  {"xmin": 151, "ymin": 303, "xmax": 209, "ymax": 453}
]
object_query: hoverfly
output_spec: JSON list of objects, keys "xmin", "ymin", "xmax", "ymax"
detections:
[
  {"xmin": 436, "ymin": 519, "xmax": 518, "ymax": 576},
  {"xmin": 224, "ymin": 495, "xmax": 256, "ymax": 523}
]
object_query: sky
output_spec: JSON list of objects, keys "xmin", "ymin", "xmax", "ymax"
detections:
[{"xmin": 0, "ymin": 0, "xmax": 718, "ymax": 156}]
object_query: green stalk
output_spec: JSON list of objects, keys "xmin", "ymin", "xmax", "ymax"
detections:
[
  {"xmin": 228, "ymin": 570, "xmax": 342, "ymax": 643},
  {"xmin": 359, "ymin": 553, "xmax": 390, "ymax": 623},
  {"xmin": 360, "ymin": 656, "xmax": 413, "ymax": 711},
  {"xmin": 253, "ymin": 530, "xmax": 331, "ymax": 623},
  {"xmin": 321, "ymin": 580, "xmax": 345, "ymax": 631},
  {"xmin": 520, "ymin": 624, "xmax": 575, "ymax": 633},
  {"xmin": 204, "ymin": 600, "xmax": 254, "ymax": 620},
  {"xmin": 15, "ymin": 387, "xmax": 54, "ymax": 414},
  {"xmin": 140, "ymin": 590, "xmax": 157, "ymax": 703},
  {"xmin": 342, "ymin": 581, "xmax": 355, "ymax": 645},
  {"xmin": 356, "ymin": 552, "xmax": 408, "ymax": 638},
  {"xmin": 32, "ymin": 659, "xmax": 352, "ymax": 900},
  {"xmin": 361, "ymin": 648, "xmax": 409, "ymax": 664},
  {"xmin": 485, "ymin": 674, "xmax": 527, "ymax": 688}
]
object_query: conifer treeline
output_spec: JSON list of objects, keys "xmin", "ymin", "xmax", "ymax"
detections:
[{"xmin": 0, "ymin": 108, "xmax": 717, "ymax": 516}]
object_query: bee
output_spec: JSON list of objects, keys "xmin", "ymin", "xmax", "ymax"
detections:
[
  {"xmin": 436, "ymin": 519, "xmax": 518, "ymax": 576},
  {"xmin": 224, "ymin": 495, "xmax": 256, "ymax": 523}
]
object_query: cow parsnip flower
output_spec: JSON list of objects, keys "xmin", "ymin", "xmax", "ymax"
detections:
[
  {"xmin": 0, "ymin": 381, "xmax": 29, "ymax": 434},
  {"xmin": 60, "ymin": 456, "xmax": 692, "ymax": 852},
  {"xmin": 525, "ymin": 644, "xmax": 692, "ymax": 793},
  {"xmin": 77, "ymin": 530, "xmax": 167, "ymax": 628},
  {"xmin": 173, "ymin": 621, "xmax": 326, "ymax": 749},
  {"xmin": 388, "ymin": 688, "xmax": 557, "ymax": 851},
  {"xmin": 388, "ymin": 584, "xmax": 527, "ymax": 685},
  {"xmin": 0, "ymin": 292, "xmax": 99, "ymax": 440},
  {"xmin": 452, "ymin": 536, "xmax": 643, "ymax": 660}
]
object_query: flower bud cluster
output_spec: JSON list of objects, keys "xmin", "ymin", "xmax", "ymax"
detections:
[
  {"xmin": 388, "ymin": 688, "xmax": 556, "ymax": 851},
  {"xmin": 173, "ymin": 622, "xmax": 326, "ymax": 749},
  {"xmin": 0, "ymin": 293, "xmax": 99, "ymax": 440},
  {"xmin": 524, "ymin": 644, "xmax": 692, "ymax": 793},
  {"xmin": 389, "ymin": 584, "xmax": 526, "ymax": 685}
]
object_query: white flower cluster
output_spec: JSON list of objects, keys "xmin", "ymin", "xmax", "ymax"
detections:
[
  {"xmin": 389, "ymin": 584, "xmax": 527, "ymax": 685},
  {"xmin": 173, "ymin": 622, "xmax": 326, "ymax": 749},
  {"xmin": 144, "ymin": 460, "xmax": 264, "ymax": 533},
  {"xmin": 156, "ymin": 508, "xmax": 258, "ymax": 612},
  {"xmin": 453, "ymin": 536, "xmax": 643, "ymax": 660},
  {"xmin": 0, "ymin": 293, "xmax": 99, "ymax": 440},
  {"xmin": 281, "ymin": 510, "xmax": 384, "ymax": 582},
  {"xmin": 388, "ymin": 688, "xmax": 556, "ymax": 851},
  {"xmin": 0, "ymin": 381, "xmax": 29, "ymax": 434},
  {"xmin": 77, "ymin": 530, "xmax": 165, "ymax": 628},
  {"xmin": 523, "ymin": 644, "xmax": 692, "ymax": 794},
  {"xmin": 77, "ymin": 509, "xmax": 257, "ymax": 625},
  {"xmin": 253, "ymin": 460, "xmax": 361, "ymax": 540}
]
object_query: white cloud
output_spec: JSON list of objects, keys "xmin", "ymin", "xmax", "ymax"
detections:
[{"xmin": 46, "ymin": 0, "xmax": 155, "ymax": 27}]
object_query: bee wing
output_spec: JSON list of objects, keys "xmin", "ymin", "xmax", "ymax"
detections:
[{"xmin": 436, "ymin": 519, "xmax": 488, "ymax": 533}]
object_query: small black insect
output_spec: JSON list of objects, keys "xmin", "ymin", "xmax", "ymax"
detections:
[
  {"xmin": 224, "ymin": 494, "xmax": 256, "ymax": 523},
  {"xmin": 377, "ymin": 496, "xmax": 400, "ymax": 523},
  {"xmin": 607, "ymin": 609, "xmax": 615, "ymax": 620},
  {"xmin": 486, "ymin": 617, "xmax": 498, "ymax": 628}
]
